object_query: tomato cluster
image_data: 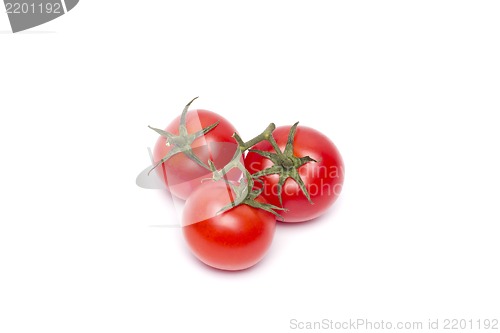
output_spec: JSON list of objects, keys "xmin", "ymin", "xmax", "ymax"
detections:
[{"xmin": 146, "ymin": 98, "xmax": 344, "ymax": 271}]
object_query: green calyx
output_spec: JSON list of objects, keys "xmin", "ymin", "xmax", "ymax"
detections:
[
  {"xmin": 215, "ymin": 169, "xmax": 286, "ymax": 220},
  {"xmin": 148, "ymin": 97, "xmax": 219, "ymax": 175},
  {"xmin": 207, "ymin": 122, "xmax": 316, "ymax": 218},
  {"xmin": 249, "ymin": 122, "xmax": 316, "ymax": 207}
]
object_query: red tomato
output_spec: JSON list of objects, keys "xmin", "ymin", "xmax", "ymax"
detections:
[
  {"xmin": 182, "ymin": 181, "xmax": 276, "ymax": 271},
  {"xmin": 153, "ymin": 109, "xmax": 239, "ymax": 200},
  {"xmin": 245, "ymin": 125, "xmax": 344, "ymax": 222}
]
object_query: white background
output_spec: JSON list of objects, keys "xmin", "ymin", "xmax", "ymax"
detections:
[{"xmin": 1, "ymin": 1, "xmax": 499, "ymax": 332}]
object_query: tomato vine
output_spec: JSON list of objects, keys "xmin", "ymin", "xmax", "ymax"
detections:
[{"xmin": 207, "ymin": 120, "xmax": 317, "ymax": 218}]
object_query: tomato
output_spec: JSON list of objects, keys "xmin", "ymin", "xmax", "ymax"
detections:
[
  {"xmin": 152, "ymin": 108, "xmax": 239, "ymax": 200},
  {"xmin": 245, "ymin": 125, "xmax": 344, "ymax": 222},
  {"xmin": 182, "ymin": 181, "xmax": 276, "ymax": 271}
]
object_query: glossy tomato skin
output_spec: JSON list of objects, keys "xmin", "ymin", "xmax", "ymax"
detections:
[
  {"xmin": 153, "ymin": 109, "xmax": 239, "ymax": 200},
  {"xmin": 182, "ymin": 181, "xmax": 276, "ymax": 271},
  {"xmin": 245, "ymin": 126, "xmax": 344, "ymax": 222}
]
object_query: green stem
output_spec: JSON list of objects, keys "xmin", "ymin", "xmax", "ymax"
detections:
[
  {"xmin": 214, "ymin": 123, "xmax": 277, "ymax": 179},
  {"xmin": 236, "ymin": 123, "xmax": 276, "ymax": 151},
  {"xmin": 209, "ymin": 120, "xmax": 316, "ymax": 218}
]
